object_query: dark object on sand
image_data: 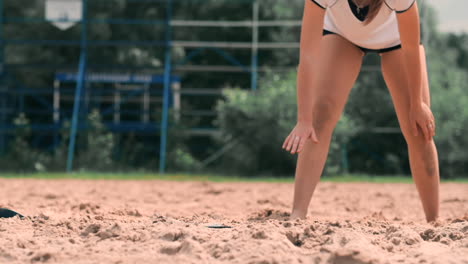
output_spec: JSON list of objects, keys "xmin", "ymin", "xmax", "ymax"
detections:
[
  {"xmin": 0, "ymin": 208, "xmax": 24, "ymax": 218},
  {"xmin": 206, "ymin": 224, "xmax": 232, "ymax": 229}
]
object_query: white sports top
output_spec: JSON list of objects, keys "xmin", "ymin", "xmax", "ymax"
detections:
[{"xmin": 312, "ymin": 0, "xmax": 416, "ymax": 49}]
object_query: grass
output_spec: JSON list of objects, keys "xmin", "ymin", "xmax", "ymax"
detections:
[{"xmin": 0, "ymin": 172, "xmax": 467, "ymax": 183}]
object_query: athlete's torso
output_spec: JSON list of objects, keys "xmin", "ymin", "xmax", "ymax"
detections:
[{"xmin": 312, "ymin": 0, "xmax": 416, "ymax": 49}]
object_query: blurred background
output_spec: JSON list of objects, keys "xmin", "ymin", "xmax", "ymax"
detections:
[{"xmin": 0, "ymin": 0, "xmax": 466, "ymax": 178}]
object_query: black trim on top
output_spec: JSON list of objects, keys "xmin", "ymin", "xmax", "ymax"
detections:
[
  {"xmin": 361, "ymin": 44, "xmax": 402, "ymax": 54},
  {"xmin": 323, "ymin": 29, "xmax": 336, "ymax": 36},
  {"xmin": 383, "ymin": 0, "xmax": 393, "ymax": 11},
  {"xmin": 322, "ymin": 29, "xmax": 402, "ymax": 54},
  {"xmin": 396, "ymin": 0, "xmax": 416, "ymax": 13},
  {"xmin": 310, "ymin": 0, "xmax": 326, "ymax": 9}
]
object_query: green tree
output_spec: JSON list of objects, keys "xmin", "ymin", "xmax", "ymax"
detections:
[{"xmin": 216, "ymin": 71, "xmax": 361, "ymax": 176}]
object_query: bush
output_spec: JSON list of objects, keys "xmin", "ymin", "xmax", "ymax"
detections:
[
  {"xmin": 0, "ymin": 109, "xmax": 202, "ymax": 173},
  {"xmin": 215, "ymin": 71, "xmax": 360, "ymax": 176},
  {"xmin": 165, "ymin": 111, "xmax": 202, "ymax": 172},
  {"xmin": 0, "ymin": 113, "xmax": 51, "ymax": 172},
  {"xmin": 75, "ymin": 109, "xmax": 115, "ymax": 171},
  {"xmin": 429, "ymin": 47, "xmax": 468, "ymax": 177}
]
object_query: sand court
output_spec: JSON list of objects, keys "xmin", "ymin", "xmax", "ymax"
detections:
[{"xmin": 0, "ymin": 179, "xmax": 467, "ymax": 263}]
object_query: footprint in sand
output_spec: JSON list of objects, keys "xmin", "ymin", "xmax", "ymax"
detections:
[
  {"xmin": 0, "ymin": 248, "xmax": 16, "ymax": 261},
  {"xmin": 385, "ymin": 227, "xmax": 421, "ymax": 246},
  {"xmin": 160, "ymin": 230, "xmax": 186, "ymax": 241},
  {"xmin": 420, "ymin": 228, "xmax": 465, "ymax": 244},
  {"xmin": 72, "ymin": 203, "xmax": 100, "ymax": 214},
  {"xmin": 152, "ymin": 213, "xmax": 167, "ymax": 223},
  {"xmin": 80, "ymin": 224, "xmax": 101, "ymax": 236},
  {"xmin": 96, "ymin": 223, "xmax": 121, "ymax": 240},
  {"xmin": 328, "ymin": 249, "xmax": 376, "ymax": 264},
  {"xmin": 30, "ymin": 252, "xmax": 53, "ymax": 263},
  {"xmin": 257, "ymin": 199, "xmax": 270, "ymax": 205},
  {"xmin": 285, "ymin": 231, "xmax": 304, "ymax": 247},
  {"xmin": 248, "ymin": 209, "xmax": 290, "ymax": 221},
  {"xmin": 160, "ymin": 240, "xmax": 193, "ymax": 255},
  {"xmin": 252, "ymin": 230, "xmax": 268, "ymax": 239},
  {"xmin": 442, "ymin": 198, "xmax": 467, "ymax": 203}
]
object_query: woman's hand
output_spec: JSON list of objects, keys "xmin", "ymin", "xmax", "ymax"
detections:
[
  {"xmin": 282, "ymin": 122, "xmax": 319, "ymax": 154},
  {"xmin": 410, "ymin": 102, "xmax": 436, "ymax": 141}
]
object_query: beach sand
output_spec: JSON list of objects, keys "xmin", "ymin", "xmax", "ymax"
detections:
[{"xmin": 0, "ymin": 179, "xmax": 467, "ymax": 263}]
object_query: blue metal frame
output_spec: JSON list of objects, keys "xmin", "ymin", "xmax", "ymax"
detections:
[
  {"xmin": 0, "ymin": 0, "xmax": 5, "ymax": 153},
  {"xmin": 251, "ymin": 50, "xmax": 258, "ymax": 91},
  {"xmin": 66, "ymin": 0, "xmax": 88, "ymax": 172},
  {"xmin": 1, "ymin": 0, "xmax": 261, "ymax": 173},
  {"xmin": 159, "ymin": 0, "xmax": 173, "ymax": 173},
  {"xmin": 0, "ymin": 0, "xmax": 3, "ymax": 76},
  {"xmin": 55, "ymin": 72, "xmax": 180, "ymax": 84}
]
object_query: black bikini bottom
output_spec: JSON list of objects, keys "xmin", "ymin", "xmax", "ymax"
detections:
[{"xmin": 322, "ymin": 29, "xmax": 402, "ymax": 54}]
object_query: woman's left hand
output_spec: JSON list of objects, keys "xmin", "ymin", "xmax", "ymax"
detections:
[{"xmin": 409, "ymin": 102, "xmax": 435, "ymax": 141}]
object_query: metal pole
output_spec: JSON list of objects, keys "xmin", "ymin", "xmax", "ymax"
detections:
[
  {"xmin": 143, "ymin": 84, "xmax": 150, "ymax": 123},
  {"xmin": 0, "ymin": 0, "xmax": 5, "ymax": 153},
  {"xmin": 172, "ymin": 82, "xmax": 181, "ymax": 122},
  {"xmin": 341, "ymin": 142, "xmax": 349, "ymax": 174},
  {"xmin": 67, "ymin": 0, "xmax": 87, "ymax": 172},
  {"xmin": 0, "ymin": 0, "xmax": 3, "ymax": 76},
  {"xmin": 251, "ymin": 0, "xmax": 259, "ymax": 91},
  {"xmin": 159, "ymin": 0, "xmax": 173, "ymax": 173},
  {"xmin": 53, "ymin": 80, "xmax": 60, "ymax": 123},
  {"xmin": 53, "ymin": 80, "xmax": 60, "ymax": 151},
  {"xmin": 114, "ymin": 88, "xmax": 120, "ymax": 124}
]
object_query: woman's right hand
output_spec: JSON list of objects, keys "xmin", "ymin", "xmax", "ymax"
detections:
[{"xmin": 282, "ymin": 122, "xmax": 319, "ymax": 154}]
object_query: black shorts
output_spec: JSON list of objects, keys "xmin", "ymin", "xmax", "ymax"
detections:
[{"xmin": 322, "ymin": 29, "xmax": 402, "ymax": 54}]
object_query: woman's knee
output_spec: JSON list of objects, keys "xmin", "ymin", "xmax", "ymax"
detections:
[
  {"xmin": 313, "ymin": 98, "xmax": 343, "ymax": 136},
  {"xmin": 407, "ymin": 137, "xmax": 438, "ymax": 177},
  {"xmin": 400, "ymin": 124, "xmax": 423, "ymax": 146},
  {"xmin": 401, "ymin": 124, "xmax": 434, "ymax": 150}
]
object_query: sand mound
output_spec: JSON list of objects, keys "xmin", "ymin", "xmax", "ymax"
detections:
[{"xmin": 0, "ymin": 179, "xmax": 466, "ymax": 263}]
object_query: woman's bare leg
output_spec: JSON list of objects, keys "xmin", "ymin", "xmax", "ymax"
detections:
[
  {"xmin": 290, "ymin": 35, "xmax": 364, "ymax": 219},
  {"xmin": 381, "ymin": 45, "xmax": 440, "ymax": 222}
]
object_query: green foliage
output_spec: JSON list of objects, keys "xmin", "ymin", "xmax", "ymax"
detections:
[
  {"xmin": 0, "ymin": 111, "xmax": 115, "ymax": 172},
  {"xmin": 165, "ymin": 112, "xmax": 202, "ymax": 172},
  {"xmin": 0, "ymin": 109, "xmax": 201, "ymax": 173},
  {"xmin": 427, "ymin": 45, "xmax": 468, "ymax": 177},
  {"xmin": 0, "ymin": 113, "xmax": 50, "ymax": 172},
  {"xmin": 167, "ymin": 147, "xmax": 202, "ymax": 172},
  {"xmin": 1, "ymin": 0, "xmax": 468, "ymax": 177},
  {"xmin": 75, "ymin": 109, "xmax": 115, "ymax": 171},
  {"xmin": 216, "ymin": 71, "xmax": 360, "ymax": 176},
  {"xmin": 2, "ymin": 172, "xmax": 468, "ymax": 183},
  {"xmin": 215, "ymin": 29, "xmax": 468, "ymax": 177}
]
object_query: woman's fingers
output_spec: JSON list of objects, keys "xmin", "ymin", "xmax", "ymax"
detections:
[
  {"xmin": 431, "ymin": 116, "xmax": 436, "ymax": 137},
  {"xmin": 297, "ymin": 132, "xmax": 313, "ymax": 153},
  {"xmin": 296, "ymin": 136, "xmax": 307, "ymax": 153},
  {"xmin": 421, "ymin": 122, "xmax": 430, "ymax": 141},
  {"xmin": 295, "ymin": 136, "xmax": 305, "ymax": 154},
  {"xmin": 282, "ymin": 134, "xmax": 291, "ymax": 149},
  {"xmin": 429, "ymin": 122, "xmax": 436, "ymax": 138},
  {"xmin": 286, "ymin": 134, "xmax": 295, "ymax": 151},
  {"xmin": 412, "ymin": 121, "xmax": 418, "ymax": 137},
  {"xmin": 283, "ymin": 127, "xmax": 319, "ymax": 154},
  {"xmin": 291, "ymin": 135, "xmax": 301, "ymax": 154}
]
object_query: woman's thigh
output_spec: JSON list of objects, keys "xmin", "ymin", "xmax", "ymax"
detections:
[
  {"xmin": 310, "ymin": 34, "xmax": 364, "ymax": 132},
  {"xmin": 380, "ymin": 45, "xmax": 431, "ymax": 138}
]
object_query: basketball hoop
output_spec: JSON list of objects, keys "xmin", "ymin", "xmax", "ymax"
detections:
[{"xmin": 45, "ymin": 0, "xmax": 82, "ymax": 30}]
